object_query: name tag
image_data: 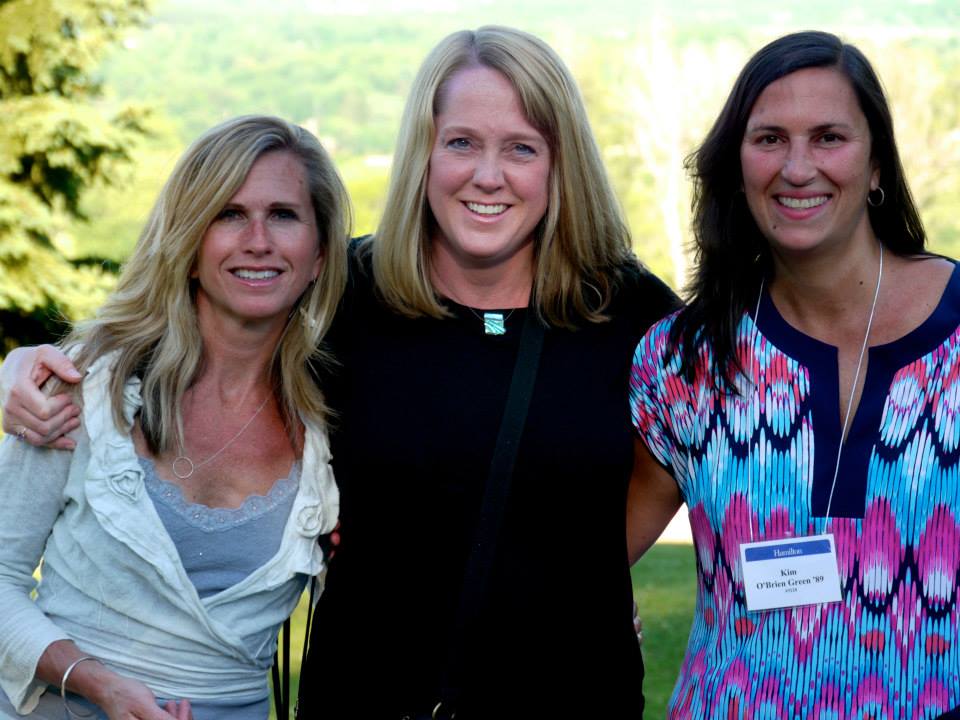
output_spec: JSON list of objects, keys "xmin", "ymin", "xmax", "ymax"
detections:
[{"xmin": 740, "ymin": 534, "xmax": 842, "ymax": 612}]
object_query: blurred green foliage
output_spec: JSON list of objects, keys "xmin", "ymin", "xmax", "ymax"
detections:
[{"xmin": 0, "ymin": 0, "xmax": 151, "ymax": 351}]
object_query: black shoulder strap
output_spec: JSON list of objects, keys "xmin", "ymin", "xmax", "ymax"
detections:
[
  {"xmin": 272, "ymin": 618, "xmax": 290, "ymax": 720},
  {"xmin": 277, "ymin": 571, "xmax": 319, "ymax": 719},
  {"xmin": 439, "ymin": 309, "xmax": 546, "ymax": 714}
]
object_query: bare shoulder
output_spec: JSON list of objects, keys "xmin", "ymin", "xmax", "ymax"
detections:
[
  {"xmin": 904, "ymin": 253, "xmax": 954, "ymax": 279},
  {"xmin": 879, "ymin": 255, "xmax": 956, "ymax": 341},
  {"xmin": 899, "ymin": 255, "xmax": 955, "ymax": 304}
]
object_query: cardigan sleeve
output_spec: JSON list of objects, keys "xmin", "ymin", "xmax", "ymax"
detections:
[{"xmin": 0, "ymin": 434, "xmax": 75, "ymax": 713}]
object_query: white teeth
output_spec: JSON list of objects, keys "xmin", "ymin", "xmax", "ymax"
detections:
[
  {"xmin": 233, "ymin": 269, "xmax": 279, "ymax": 280},
  {"xmin": 778, "ymin": 195, "xmax": 828, "ymax": 209},
  {"xmin": 466, "ymin": 202, "xmax": 508, "ymax": 215}
]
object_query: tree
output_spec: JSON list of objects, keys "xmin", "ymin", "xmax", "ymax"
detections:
[
  {"xmin": 574, "ymin": 23, "xmax": 749, "ymax": 291},
  {"xmin": 0, "ymin": 0, "xmax": 149, "ymax": 352},
  {"xmin": 869, "ymin": 38, "xmax": 960, "ymax": 257}
]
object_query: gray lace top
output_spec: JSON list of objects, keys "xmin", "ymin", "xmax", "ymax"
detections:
[{"xmin": 141, "ymin": 457, "xmax": 302, "ymax": 598}]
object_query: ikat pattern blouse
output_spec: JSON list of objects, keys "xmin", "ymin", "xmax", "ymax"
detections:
[{"xmin": 630, "ymin": 266, "xmax": 960, "ymax": 719}]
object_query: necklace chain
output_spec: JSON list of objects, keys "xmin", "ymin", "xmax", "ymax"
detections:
[{"xmin": 171, "ymin": 394, "xmax": 270, "ymax": 480}]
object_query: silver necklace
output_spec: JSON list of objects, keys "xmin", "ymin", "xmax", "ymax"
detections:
[
  {"xmin": 464, "ymin": 306, "xmax": 517, "ymax": 335},
  {"xmin": 171, "ymin": 394, "xmax": 270, "ymax": 480}
]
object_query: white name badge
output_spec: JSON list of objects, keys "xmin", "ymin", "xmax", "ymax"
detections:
[{"xmin": 740, "ymin": 534, "xmax": 842, "ymax": 612}]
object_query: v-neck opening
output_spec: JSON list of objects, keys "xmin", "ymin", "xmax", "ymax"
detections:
[{"xmin": 750, "ymin": 261, "xmax": 960, "ymax": 518}]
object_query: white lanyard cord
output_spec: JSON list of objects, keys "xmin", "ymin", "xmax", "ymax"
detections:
[
  {"xmin": 746, "ymin": 279, "xmax": 765, "ymax": 543},
  {"xmin": 747, "ymin": 243, "xmax": 883, "ymax": 539},
  {"xmin": 824, "ymin": 243, "xmax": 883, "ymax": 521}
]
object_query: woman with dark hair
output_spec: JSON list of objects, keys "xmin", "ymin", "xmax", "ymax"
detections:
[{"xmin": 628, "ymin": 30, "xmax": 960, "ymax": 718}]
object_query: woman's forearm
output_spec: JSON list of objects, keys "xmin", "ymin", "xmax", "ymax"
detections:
[{"xmin": 36, "ymin": 640, "xmax": 190, "ymax": 720}]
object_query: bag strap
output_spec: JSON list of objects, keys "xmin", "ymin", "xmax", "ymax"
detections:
[
  {"xmin": 274, "ymin": 571, "xmax": 320, "ymax": 719},
  {"xmin": 271, "ymin": 619, "xmax": 290, "ymax": 720},
  {"xmin": 439, "ymin": 309, "xmax": 546, "ymax": 714}
]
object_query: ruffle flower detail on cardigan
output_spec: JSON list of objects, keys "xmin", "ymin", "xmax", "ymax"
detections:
[
  {"xmin": 296, "ymin": 503, "xmax": 325, "ymax": 537},
  {"xmin": 104, "ymin": 441, "xmax": 145, "ymax": 503}
]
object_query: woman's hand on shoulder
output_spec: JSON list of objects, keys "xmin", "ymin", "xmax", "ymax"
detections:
[{"xmin": 1, "ymin": 344, "xmax": 81, "ymax": 449}]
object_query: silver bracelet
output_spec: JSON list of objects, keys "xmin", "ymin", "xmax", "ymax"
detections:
[{"xmin": 60, "ymin": 655, "xmax": 100, "ymax": 720}]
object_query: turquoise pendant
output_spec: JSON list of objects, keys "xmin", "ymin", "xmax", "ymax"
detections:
[{"xmin": 483, "ymin": 312, "xmax": 506, "ymax": 335}]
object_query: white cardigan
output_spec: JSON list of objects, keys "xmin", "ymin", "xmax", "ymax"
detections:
[{"xmin": 0, "ymin": 354, "xmax": 338, "ymax": 713}]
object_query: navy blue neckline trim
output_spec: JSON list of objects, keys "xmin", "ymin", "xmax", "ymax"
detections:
[{"xmin": 751, "ymin": 260, "xmax": 960, "ymax": 518}]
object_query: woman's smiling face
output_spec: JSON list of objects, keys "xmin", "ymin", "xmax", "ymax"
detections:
[
  {"xmin": 426, "ymin": 65, "xmax": 551, "ymax": 273},
  {"xmin": 194, "ymin": 151, "xmax": 323, "ymax": 331},
  {"xmin": 740, "ymin": 66, "xmax": 880, "ymax": 259}
]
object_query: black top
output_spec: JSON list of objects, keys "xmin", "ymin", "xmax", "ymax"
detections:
[{"xmin": 299, "ymin": 246, "xmax": 679, "ymax": 718}]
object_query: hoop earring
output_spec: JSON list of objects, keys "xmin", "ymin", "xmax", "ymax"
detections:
[{"xmin": 867, "ymin": 187, "xmax": 885, "ymax": 207}]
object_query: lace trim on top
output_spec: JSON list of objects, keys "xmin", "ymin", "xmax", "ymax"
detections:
[{"xmin": 140, "ymin": 456, "xmax": 301, "ymax": 532}]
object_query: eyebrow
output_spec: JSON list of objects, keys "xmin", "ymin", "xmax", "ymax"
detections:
[
  {"xmin": 222, "ymin": 200, "xmax": 308, "ymax": 208},
  {"xmin": 437, "ymin": 124, "xmax": 547, "ymax": 145},
  {"xmin": 745, "ymin": 122, "xmax": 856, "ymax": 134}
]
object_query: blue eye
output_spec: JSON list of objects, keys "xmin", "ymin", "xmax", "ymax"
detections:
[
  {"xmin": 272, "ymin": 208, "xmax": 298, "ymax": 220},
  {"xmin": 216, "ymin": 208, "xmax": 242, "ymax": 221},
  {"xmin": 514, "ymin": 143, "xmax": 536, "ymax": 155},
  {"xmin": 446, "ymin": 137, "xmax": 471, "ymax": 150}
]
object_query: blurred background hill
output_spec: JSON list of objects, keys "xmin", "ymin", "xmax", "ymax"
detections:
[{"xmin": 3, "ymin": 0, "xmax": 959, "ymax": 348}]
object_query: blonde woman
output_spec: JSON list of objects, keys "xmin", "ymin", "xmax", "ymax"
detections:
[
  {"xmin": 0, "ymin": 115, "xmax": 344, "ymax": 719},
  {"xmin": 299, "ymin": 27, "xmax": 678, "ymax": 718},
  {"xmin": 3, "ymin": 27, "xmax": 679, "ymax": 718}
]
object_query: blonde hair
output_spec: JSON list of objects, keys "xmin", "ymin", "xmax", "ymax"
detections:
[
  {"xmin": 372, "ymin": 25, "xmax": 633, "ymax": 328},
  {"xmin": 63, "ymin": 115, "xmax": 350, "ymax": 452}
]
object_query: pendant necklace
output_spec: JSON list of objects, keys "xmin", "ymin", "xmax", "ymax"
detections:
[
  {"xmin": 464, "ymin": 306, "xmax": 517, "ymax": 336},
  {"xmin": 171, "ymin": 394, "xmax": 270, "ymax": 480}
]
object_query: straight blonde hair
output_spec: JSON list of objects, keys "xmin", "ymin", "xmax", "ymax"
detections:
[
  {"xmin": 372, "ymin": 26, "xmax": 633, "ymax": 328},
  {"xmin": 63, "ymin": 115, "xmax": 350, "ymax": 452}
]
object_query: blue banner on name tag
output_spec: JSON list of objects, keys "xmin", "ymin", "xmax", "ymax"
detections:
[{"xmin": 744, "ymin": 539, "xmax": 833, "ymax": 562}]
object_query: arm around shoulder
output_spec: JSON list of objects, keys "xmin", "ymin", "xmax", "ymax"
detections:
[{"xmin": 1, "ymin": 344, "xmax": 82, "ymax": 448}]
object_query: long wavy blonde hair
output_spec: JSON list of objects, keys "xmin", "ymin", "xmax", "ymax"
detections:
[
  {"xmin": 371, "ymin": 25, "xmax": 633, "ymax": 328},
  {"xmin": 63, "ymin": 115, "xmax": 350, "ymax": 452}
]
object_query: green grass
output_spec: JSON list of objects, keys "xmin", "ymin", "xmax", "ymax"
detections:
[
  {"xmin": 632, "ymin": 542, "xmax": 698, "ymax": 719},
  {"xmin": 270, "ymin": 542, "xmax": 697, "ymax": 719}
]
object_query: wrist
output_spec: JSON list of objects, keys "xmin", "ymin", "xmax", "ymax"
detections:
[{"xmin": 62, "ymin": 657, "xmax": 116, "ymax": 708}]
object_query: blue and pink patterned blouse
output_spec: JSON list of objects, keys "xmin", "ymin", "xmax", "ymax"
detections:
[{"xmin": 630, "ymin": 264, "xmax": 960, "ymax": 719}]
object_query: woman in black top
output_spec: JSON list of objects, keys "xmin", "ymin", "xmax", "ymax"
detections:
[{"xmin": 2, "ymin": 26, "xmax": 678, "ymax": 718}]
